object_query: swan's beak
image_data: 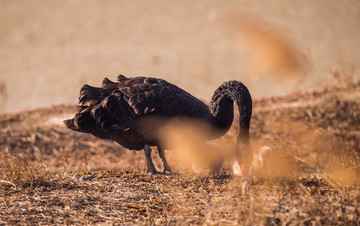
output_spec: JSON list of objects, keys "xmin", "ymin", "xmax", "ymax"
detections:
[
  {"xmin": 233, "ymin": 146, "xmax": 272, "ymax": 179},
  {"xmin": 234, "ymin": 138, "xmax": 252, "ymax": 180},
  {"xmin": 232, "ymin": 160, "xmax": 251, "ymax": 180}
]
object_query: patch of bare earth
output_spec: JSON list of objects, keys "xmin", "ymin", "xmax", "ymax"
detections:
[{"xmin": 1, "ymin": 85, "xmax": 360, "ymax": 224}]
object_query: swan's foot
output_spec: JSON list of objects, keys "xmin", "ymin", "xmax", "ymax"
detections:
[
  {"xmin": 162, "ymin": 165, "xmax": 172, "ymax": 173},
  {"xmin": 147, "ymin": 170, "xmax": 167, "ymax": 175},
  {"xmin": 147, "ymin": 169, "xmax": 177, "ymax": 176}
]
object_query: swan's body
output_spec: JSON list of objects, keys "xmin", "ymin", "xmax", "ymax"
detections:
[{"xmin": 64, "ymin": 75, "xmax": 253, "ymax": 175}]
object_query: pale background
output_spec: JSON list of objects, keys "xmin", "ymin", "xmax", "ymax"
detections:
[{"xmin": 0, "ymin": 0, "xmax": 359, "ymax": 113}]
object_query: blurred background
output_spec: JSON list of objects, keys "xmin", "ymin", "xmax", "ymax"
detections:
[{"xmin": 0, "ymin": 0, "xmax": 359, "ymax": 113}]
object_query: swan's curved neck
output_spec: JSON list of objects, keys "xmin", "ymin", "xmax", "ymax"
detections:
[
  {"xmin": 208, "ymin": 80, "xmax": 253, "ymax": 177},
  {"xmin": 208, "ymin": 81, "xmax": 252, "ymax": 140},
  {"xmin": 209, "ymin": 95, "xmax": 234, "ymax": 134}
]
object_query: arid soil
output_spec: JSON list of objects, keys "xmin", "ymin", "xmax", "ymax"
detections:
[{"xmin": 1, "ymin": 84, "xmax": 360, "ymax": 224}]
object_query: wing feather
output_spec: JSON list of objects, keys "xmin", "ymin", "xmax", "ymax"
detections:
[
  {"xmin": 117, "ymin": 77, "xmax": 170, "ymax": 115},
  {"xmin": 69, "ymin": 76, "xmax": 204, "ymax": 133}
]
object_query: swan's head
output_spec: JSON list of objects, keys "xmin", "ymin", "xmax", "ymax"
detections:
[{"xmin": 233, "ymin": 146, "xmax": 273, "ymax": 178}]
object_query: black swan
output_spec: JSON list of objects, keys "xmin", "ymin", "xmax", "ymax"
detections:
[{"xmin": 64, "ymin": 75, "xmax": 253, "ymax": 176}]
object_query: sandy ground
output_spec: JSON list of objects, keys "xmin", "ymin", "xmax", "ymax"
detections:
[
  {"xmin": 0, "ymin": 1, "xmax": 359, "ymax": 224},
  {"xmin": 0, "ymin": 82, "xmax": 359, "ymax": 224}
]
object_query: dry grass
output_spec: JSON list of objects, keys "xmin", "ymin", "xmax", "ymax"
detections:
[{"xmin": 1, "ymin": 84, "xmax": 360, "ymax": 224}]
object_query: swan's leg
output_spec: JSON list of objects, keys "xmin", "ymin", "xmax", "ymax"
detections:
[
  {"xmin": 157, "ymin": 146, "xmax": 172, "ymax": 173},
  {"xmin": 144, "ymin": 145, "xmax": 158, "ymax": 174}
]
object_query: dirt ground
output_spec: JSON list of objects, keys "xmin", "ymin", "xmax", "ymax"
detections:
[
  {"xmin": 1, "ymin": 81, "xmax": 359, "ymax": 225},
  {"xmin": 1, "ymin": 1, "xmax": 360, "ymax": 224}
]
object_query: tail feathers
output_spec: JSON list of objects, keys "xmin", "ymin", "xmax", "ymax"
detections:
[
  {"xmin": 90, "ymin": 103, "xmax": 122, "ymax": 130},
  {"xmin": 65, "ymin": 112, "xmax": 112, "ymax": 140},
  {"xmin": 65, "ymin": 111, "xmax": 103, "ymax": 134},
  {"xmin": 79, "ymin": 84, "xmax": 104, "ymax": 106},
  {"xmin": 65, "ymin": 76, "xmax": 135, "ymax": 136},
  {"xmin": 79, "ymin": 82, "xmax": 120, "ymax": 108},
  {"xmin": 64, "ymin": 114, "xmax": 95, "ymax": 132},
  {"xmin": 101, "ymin": 94, "xmax": 132, "ymax": 119},
  {"xmin": 117, "ymin": 74, "xmax": 128, "ymax": 82},
  {"xmin": 77, "ymin": 105, "xmax": 89, "ymax": 113},
  {"xmin": 65, "ymin": 105, "xmax": 133, "ymax": 141},
  {"xmin": 102, "ymin": 77, "xmax": 117, "ymax": 88},
  {"xmin": 63, "ymin": 119, "xmax": 78, "ymax": 131}
]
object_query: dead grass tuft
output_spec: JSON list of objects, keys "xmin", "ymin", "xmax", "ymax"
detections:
[
  {"xmin": 0, "ymin": 152, "xmax": 51, "ymax": 188},
  {"xmin": 330, "ymin": 66, "xmax": 360, "ymax": 90}
]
